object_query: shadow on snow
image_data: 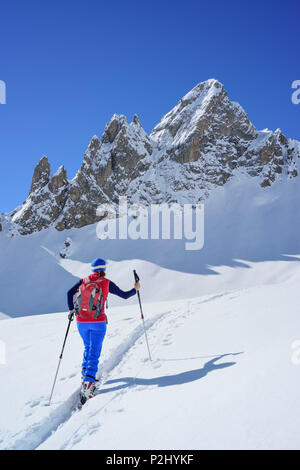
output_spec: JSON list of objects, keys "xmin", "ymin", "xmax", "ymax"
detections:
[{"xmin": 99, "ymin": 352, "xmax": 243, "ymax": 394}]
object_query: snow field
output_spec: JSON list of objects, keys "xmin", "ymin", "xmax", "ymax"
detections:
[{"xmin": 1, "ymin": 268, "xmax": 300, "ymax": 449}]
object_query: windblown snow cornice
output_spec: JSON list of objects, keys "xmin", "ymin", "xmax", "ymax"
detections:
[{"xmin": 3, "ymin": 79, "xmax": 300, "ymax": 235}]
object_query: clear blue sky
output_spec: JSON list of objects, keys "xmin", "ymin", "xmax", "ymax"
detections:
[{"xmin": 0, "ymin": 0, "xmax": 299, "ymax": 212}]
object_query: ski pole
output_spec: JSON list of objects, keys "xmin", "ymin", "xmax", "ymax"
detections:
[
  {"xmin": 47, "ymin": 312, "xmax": 74, "ymax": 406},
  {"xmin": 133, "ymin": 270, "xmax": 152, "ymax": 361}
]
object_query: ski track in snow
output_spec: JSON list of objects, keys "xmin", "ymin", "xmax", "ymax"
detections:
[
  {"xmin": 9, "ymin": 292, "xmax": 225, "ymax": 450},
  {"xmin": 39, "ymin": 293, "xmax": 230, "ymax": 450},
  {"xmin": 3, "ymin": 274, "xmax": 300, "ymax": 449},
  {"xmin": 8, "ymin": 305, "xmax": 184, "ymax": 450}
]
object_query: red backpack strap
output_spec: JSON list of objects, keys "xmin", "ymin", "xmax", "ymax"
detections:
[{"xmin": 91, "ymin": 279, "xmax": 104, "ymax": 319}]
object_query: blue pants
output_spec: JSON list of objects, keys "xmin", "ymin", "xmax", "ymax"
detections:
[{"xmin": 77, "ymin": 322, "xmax": 107, "ymax": 383}]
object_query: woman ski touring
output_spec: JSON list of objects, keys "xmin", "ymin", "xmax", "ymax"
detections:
[{"xmin": 67, "ymin": 257, "xmax": 140, "ymax": 405}]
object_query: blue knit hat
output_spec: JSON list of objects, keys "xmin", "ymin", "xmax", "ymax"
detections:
[{"xmin": 91, "ymin": 258, "xmax": 106, "ymax": 273}]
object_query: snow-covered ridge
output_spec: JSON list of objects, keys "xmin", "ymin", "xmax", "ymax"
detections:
[{"xmin": 2, "ymin": 79, "xmax": 300, "ymax": 236}]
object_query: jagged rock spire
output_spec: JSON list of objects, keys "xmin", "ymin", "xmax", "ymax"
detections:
[
  {"xmin": 101, "ymin": 114, "xmax": 128, "ymax": 144},
  {"xmin": 29, "ymin": 156, "xmax": 50, "ymax": 195},
  {"xmin": 132, "ymin": 114, "xmax": 142, "ymax": 126},
  {"xmin": 48, "ymin": 165, "xmax": 68, "ymax": 194}
]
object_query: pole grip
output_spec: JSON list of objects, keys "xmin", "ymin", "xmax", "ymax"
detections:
[{"xmin": 133, "ymin": 269, "xmax": 143, "ymax": 318}]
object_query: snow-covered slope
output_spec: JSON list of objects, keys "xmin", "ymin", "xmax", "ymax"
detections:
[
  {"xmin": 1, "ymin": 174, "xmax": 300, "ymax": 317},
  {"xmin": 1, "ymin": 177, "xmax": 300, "ymax": 450},
  {"xmin": 1, "ymin": 260, "xmax": 300, "ymax": 450},
  {"xmin": 0, "ymin": 312, "xmax": 9, "ymax": 320}
]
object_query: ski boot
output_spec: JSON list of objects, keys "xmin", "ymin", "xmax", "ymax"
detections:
[{"xmin": 80, "ymin": 381, "xmax": 97, "ymax": 406}]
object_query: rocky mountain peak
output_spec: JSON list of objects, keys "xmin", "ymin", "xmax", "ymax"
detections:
[
  {"xmin": 88, "ymin": 135, "xmax": 101, "ymax": 148},
  {"xmin": 82, "ymin": 135, "xmax": 101, "ymax": 164},
  {"xmin": 180, "ymin": 78, "xmax": 224, "ymax": 106},
  {"xmin": 29, "ymin": 155, "xmax": 50, "ymax": 195},
  {"xmin": 48, "ymin": 165, "xmax": 68, "ymax": 194},
  {"xmin": 150, "ymin": 78, "xmax": 257, "ymax": 158},
  {"xmin": 101, "ymin": 114, "xmax": 128, "ymax": 144},
  {"xmin": 132, "ymin": 114, "xmax": 142, "ymax": 126},
  {"xmin": 6, "ymin": 80, "xmax": 300, "ymax": 236}
]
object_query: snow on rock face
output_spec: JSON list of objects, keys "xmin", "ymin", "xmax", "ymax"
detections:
[
  {"xmin": 29, "ymin": 155, "xmax": 51, "ymax": 194},
  {"xmin": 151, "ymin": 80, "xmax": 257, "ymax": 154},
  {"xmin": 55, "ymin": 113, "xmax": 154, "ymax": 231},
  {"xmin": 149, "ymin": 79, "xmax": 298, "ymax": 190},
  {"xmin": 6, "ymin": 79, "xmax": 300, "ymax": 235},
  {"xmin": 10, "ymin": 159, "xmax": 69, "ymax": 235}
]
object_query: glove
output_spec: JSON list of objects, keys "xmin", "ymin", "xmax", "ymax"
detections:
[
  {"xmin": 68, "ymin": 310, "xmax": 75, "ymax": 321},
  {"xmin": 134, "ymin": 281, "xmax": 140, "ymax": 291}
]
